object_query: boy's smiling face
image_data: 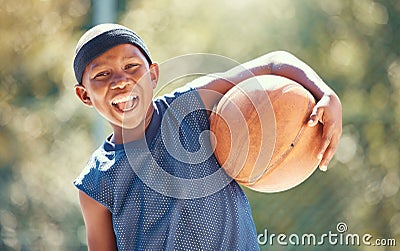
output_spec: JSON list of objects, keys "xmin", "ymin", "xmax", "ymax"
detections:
[{"xmin": 75, "ymin": 44, "xmax": 159, "ymax": 134}]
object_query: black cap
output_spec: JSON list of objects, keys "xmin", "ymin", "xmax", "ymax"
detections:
[{"xmin": 73, "ymin": 23, "xmax": 152, "ymax": 84}]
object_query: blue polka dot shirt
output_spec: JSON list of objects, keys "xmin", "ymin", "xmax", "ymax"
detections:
[{"xmin": 74, "ymin": 87, "xmax": 259, "ymax": 250}]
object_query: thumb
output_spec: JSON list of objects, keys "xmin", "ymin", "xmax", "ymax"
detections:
[{"xmin": 308, "ymin": 105, "xmax": 324, "ymax": 127}]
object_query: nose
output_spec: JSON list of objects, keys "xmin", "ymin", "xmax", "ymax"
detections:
[
  {"xmin": 111, "ymin": 73, "xmax": 134, "ymax": 90},
  {"xmin": 111, "ymin": 80, "xmax": 132, "ymax": 90}
]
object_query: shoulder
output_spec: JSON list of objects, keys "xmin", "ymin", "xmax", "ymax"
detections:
[
  {"xmin": 73, "ymin": 139, "xmax": 126, "ymax": 211},
  {"xmin": 74, "ymin": 142, "xmax": 117, "ymax": 184},
  {"xmin": 153, "ymin": 85, "xmax": 207, "ymax": 119},
  {"xmin": 155, "ymin": 85, "xmax": 201, "ymax": 106}
]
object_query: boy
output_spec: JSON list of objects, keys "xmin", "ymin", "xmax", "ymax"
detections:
[{"xmin": 73, "ymin": 23, "xmax": 342, "ymax": 250}]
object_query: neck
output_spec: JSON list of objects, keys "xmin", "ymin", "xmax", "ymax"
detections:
[{"xmin": 111, "ymin": 104, "xmax": 155, "ymax": 144}]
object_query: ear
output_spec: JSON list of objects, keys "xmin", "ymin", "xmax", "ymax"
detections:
[
  {"xmin": 149, "ymin": 63, "xmax": 159, "ymax": 89},
  {"xmin": 75, "ymin": 84, "xmax": 93, "ymax": 106}
]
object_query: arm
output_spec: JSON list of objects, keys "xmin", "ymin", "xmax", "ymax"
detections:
[
  {"xmin": 192, "ymin": 50, "xmax": 342, "ymax": 171},
  {"xmin": 79, "ymin": 190, "xmax": 118, "ymax": 251}
]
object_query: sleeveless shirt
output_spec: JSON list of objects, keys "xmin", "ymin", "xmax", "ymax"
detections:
[{"xmin": 74, "ymin": 87, "xmax": 259, "ymax": 250}]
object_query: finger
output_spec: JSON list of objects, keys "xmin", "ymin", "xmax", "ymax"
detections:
[
  {"xmin": 317, "ymin": 123, "xmax": 334, "ymax": 170},
  {"xmin": 319, "ymin": 142, "xmax": 334, "ymax": 171},
  {"xmin": 308, "ymin": 106, "xmax": 324, "ymax": 127},
  {"xmin": 319, "ymin": 135, "xmax": 339, "ymax": 171},
  {"xmin": 319, "ymin": 124, "xmax": 341, "ymax": 171}
]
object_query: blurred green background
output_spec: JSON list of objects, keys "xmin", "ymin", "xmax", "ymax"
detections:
[{"xmin": 0, "ymin": 0, "xmax": 399, "ymax": 250}]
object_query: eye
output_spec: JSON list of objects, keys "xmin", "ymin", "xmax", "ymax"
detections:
[
  {"xmin": 93, "ymin": 71, "xmax": 110, "ymax": 80},
  {"xmin": 124, "ymin": 63, "xmax": 139, "ymax": 71}
]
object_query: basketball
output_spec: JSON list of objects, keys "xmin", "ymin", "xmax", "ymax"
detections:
[{"xmin": 209, "ymin": 75, "xmax": 323, "ymax": 193}]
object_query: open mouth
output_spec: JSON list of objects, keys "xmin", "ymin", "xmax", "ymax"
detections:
[{"xmin": 112, "ymin": 95, "xmax": 139, "ymax": 112}]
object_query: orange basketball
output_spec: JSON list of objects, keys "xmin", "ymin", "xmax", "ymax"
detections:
[{"xmin": 209, "ymin": 75, "xmax": 323, "ymax": 193}]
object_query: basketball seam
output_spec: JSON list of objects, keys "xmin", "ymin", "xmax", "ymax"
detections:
[
  {"xmin": 246, "ymin": 83, "xmax": 299, "ymax": 184},
  {"xmin": 262, "ymin": 87, "xmax": 314, "ymax": 175}
]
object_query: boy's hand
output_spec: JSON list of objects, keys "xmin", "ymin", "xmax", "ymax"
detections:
[{"xmin": 307, "ymin": 93, "xmax": 342, "ymax": 172}]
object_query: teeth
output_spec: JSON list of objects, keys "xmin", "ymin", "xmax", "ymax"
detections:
[{"xmin": 112, "ymin": 95, "xmax": 137, "ymax": 105}]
